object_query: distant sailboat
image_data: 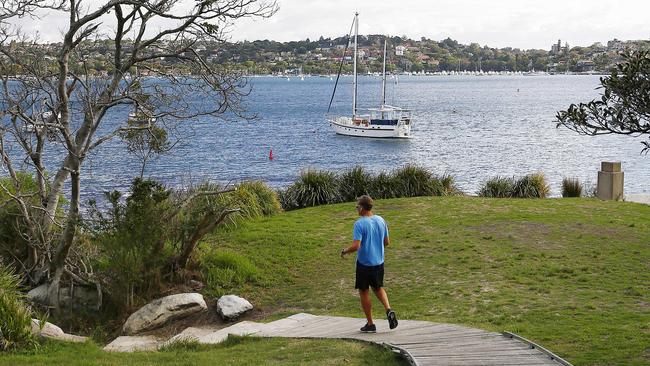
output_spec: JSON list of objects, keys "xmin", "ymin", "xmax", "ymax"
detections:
[{"xmin": 327, "ymin": 13, "xmax": 412, "ymax": 139}]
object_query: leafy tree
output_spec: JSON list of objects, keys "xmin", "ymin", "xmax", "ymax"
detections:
[
  {"xmin": 0, "ymin": 0, "xmax": 277, "ymax": 310},
  {"xmin": 556, "ymin": 51, "xmax": 650, "ymax": 154}
]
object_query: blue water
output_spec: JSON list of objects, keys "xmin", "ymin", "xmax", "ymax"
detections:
[{"xmin": 70, "ymin": 75, "xmax": 649, "ymax": 198}]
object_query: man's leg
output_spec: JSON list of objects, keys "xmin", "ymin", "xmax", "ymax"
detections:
[
  {"xmin": 359, "ymin": 289, "xmax": 373, "ymax": 324},
  {"xmin": 372, "ymin": 287, "xmax": 391, "ymax": 311}
]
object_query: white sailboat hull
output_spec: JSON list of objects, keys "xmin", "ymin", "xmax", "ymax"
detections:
[{"xmin": 329, "ymin": 117, "xmax": 412, "ymax": 138}]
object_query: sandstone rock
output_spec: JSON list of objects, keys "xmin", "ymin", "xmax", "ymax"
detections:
[
  {"xmin": 27, "ymin": 283, "xmax": 101, "ymax": 310},
  {"xmin": 122, "ymin": 293, "xmax": 207, "ymax": 335},
  {"xmin": 104, "ymin": 336, "xmax": 160, "ymax": 352},
  {"xmin": 216, "ymin": 295, "xmax": 253, "ymax": 321},
  {"xmin": 30, "ymin": 319, "xmax": 88, "ymax": 343},
  {"xmin": 159, "ymin": 327, "xmax": 216, "ymax": 349}
]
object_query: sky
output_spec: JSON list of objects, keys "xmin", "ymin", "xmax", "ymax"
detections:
[{"xmin": 13, "ymin": 0, "xmax": 650, "ymax": 50}]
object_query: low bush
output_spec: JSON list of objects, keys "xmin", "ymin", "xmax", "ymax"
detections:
[
  {"xmin": 338, "ymin": 166, "xmax": 373, "ymax": 202},
  {"xmin": 393, "ymin": 164, "xmax": 443, "ymax": 197},
  {"xmin": 0, "ymin": 264, "xmax": 36, "ymax": 351},
  {"xmin": 368, "ymin": 171, "xmax": 399, "ymax": 199},
  {"xmin": 562, "ymin": 177, "xmax": 583, "ymax": 197},
  {"xmin": 286, "ymin": 169, "xmax": 340, "ymax": 208},
  {"xmin": 478, "ymin": 176, "xmax": 515, "ymax": 198},
  {"xmin": 513, "ymin": 173, "xmax": 550, "ymax": 198},
  {"xmin": 237, "ymin": 181, "xmax": 282, "ymax": 216}
]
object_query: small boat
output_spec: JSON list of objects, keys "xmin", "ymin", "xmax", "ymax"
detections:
[{"xmin": 327, "ymin": 13, "xmax": 412, "ymax": 139}]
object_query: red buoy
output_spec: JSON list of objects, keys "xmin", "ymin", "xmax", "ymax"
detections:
[{"xmin": 269, "ymin": 148, "xmax": 273, "ymax": 160}]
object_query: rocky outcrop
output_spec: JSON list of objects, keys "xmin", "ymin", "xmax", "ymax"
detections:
[
  {"xmin": 122, "ymin": 293, "xmax": 207, "ymax": 335},
  {"xmin": 104, "ymin": 336, "xmax": 161, "ymax": 352},
  {"xmin": 216, "ymin": 295, "xmax": 253, "ymax": 321},
  {"xmin": 27, "ymin": 283, "xmax": 101, "ymax": 310},
  {"xmin": 30, "ymin": 319, "xmax": 87, "ymax": 343}
]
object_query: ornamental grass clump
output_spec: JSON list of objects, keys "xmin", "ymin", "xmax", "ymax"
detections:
[
  {"xmin": 338, "ymin": 166, "xmax": 373, "ymax": 202},
  {"xmin": 393, "ymin": 164, "xmax": 444, "ymax": 197},
  {"xmin": 198, "ymin": 250, "xmax": 260, "ymax": 298},
  {"xmin": 478, "ymin": 176, "xmax": 515, "ymax": 198},
  {"xmin": 368, "ymin": 171, "xmax": 400, "ymax": 199},
  {"xmin": 513, "ymin": 173, "xmax": 550, "ymax": 198},
  {"xmin": 0, "ymin": 264, "xmax": 36, "ymax": 351},
  {"xmin": 562, "ymin": 177, "xmax": 583, "ymax": 197},
  {"xmin": 237, "ymin": 181, "xmax": 282, "ymax": 215},
  {"xmin": 287, "ymin": 169, "xmax": 340, "ymax": 208}
]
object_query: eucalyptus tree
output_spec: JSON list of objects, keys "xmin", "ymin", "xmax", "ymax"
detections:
[
  {"xmin": 0, "ymin": 0, "xmax": 276, "ymax": 309},
  {"xmin": 556, "ymin": 51, "xmax": 650, "ymax": 154}
]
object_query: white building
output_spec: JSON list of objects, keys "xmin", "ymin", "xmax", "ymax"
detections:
[{"xmin": 395, "ymin": 45, "xmax": 406, "ymax": 56}]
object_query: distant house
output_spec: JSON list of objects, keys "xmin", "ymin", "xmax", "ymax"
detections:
[
  {"xmin": 395, "ymin": 45, "xmax": 406, "ymax": 56},
  {"xmin": 576, "ymin": 60, "xmax": 596, "ymax": 72}
]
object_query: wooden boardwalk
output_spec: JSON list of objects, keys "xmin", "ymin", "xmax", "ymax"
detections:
[
  {"xmin": 106, "ymin": 313, "xmax": 573, "ymax": 365},
  {"xmin": 253, "ymin": 313, "xmax": 572, "ymax": 366}
]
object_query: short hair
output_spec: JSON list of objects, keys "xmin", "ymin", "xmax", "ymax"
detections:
[{"xmin": 357, "ymin": 195, "xmax": 373, "ymax": 211}]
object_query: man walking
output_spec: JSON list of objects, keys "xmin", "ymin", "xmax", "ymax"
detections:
[{"xmin": 341, "ymin": 195, "xmax": 398, "ymax": 332}]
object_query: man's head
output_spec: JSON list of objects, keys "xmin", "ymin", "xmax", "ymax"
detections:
[{"xmin": 356, "ymin": 195, "xmax": 374, "ymax": 214}]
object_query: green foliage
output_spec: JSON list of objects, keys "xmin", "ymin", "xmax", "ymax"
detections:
[
  {"xmin": 368, "ymin": 171, "xmax": 400, "ymax": 199},
  {"xmin": 557, "ymin": 51, "xmax": 650, "ymax": 154},
  {"xmin": 512, "ymin": 173, "xmax": 550, "ymax": 198},
  {"xmin": 392, "ymin": 164, "xmax": 444, "ymax": 197},
  {"xmin": 285, "ymin": 169, "xmax": 340, "ymax": 209},
  {"xmin": 477, "ymin": 176, "xmax": 515, "ymax": 198},
  {"xmin": 562, "ymin": 177, "xmax": 583, "ymax": 198},
  {"xmin": 479, "ymin": 174, "xmax": 549, "ymax": 198},
  {"xmin": 279, "ymin": 166, "xmax": 462, "ymax": 210},
  {"xmin": 236, "ymin": 181, "xmax": 282, "ymax": 216},
  {"xmin": 338, "ymin": 166, "xmax": 372, "ymax": 202},
  {"xmin": 198, "ymin": 249, "xmax": 260, "ymax": 298},
  {"xmin": 0, "ymin": 264, "xmax": 36, "ymax": 351},
  {"xmin": 0, "ymin": 173, "xmax": 40, "ymax": 270},
  {"xmin": 88, "ymin": 178, "xmax": 172, "ymax": 312}
]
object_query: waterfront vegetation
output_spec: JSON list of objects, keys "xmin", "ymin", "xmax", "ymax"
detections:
[
  {"xmin": 0, "ymin": 337, "xmax": 406, "ymax": 366},
  {"xmin": 1, "ymin": 195, "xmax": 649, "ymax": 365}
]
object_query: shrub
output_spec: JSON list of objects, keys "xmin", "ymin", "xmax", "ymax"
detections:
[
  {"xmin": 393, "ymin": 164, "xmax": 444, "ymax": 197},
  {"xmin": 562, "ymin": 177, "xmax": 583, "ymax": 197},
  {"xmin": 478, "ymin": 176, "xmax": 515, "ymax": 198},
  {"xmin": 338, "ymin": 166, "xmax": 373, "ymax": 202},
  {"xmin": 0, "ymin": 264, "xmax": 36, "ymax": 351},
  {"xmin": 368, "ymin": 171, "xmax": 399, "ymax": 199},
  {"xmin": 439, "ymin": 173, "xmax": 464, "ymax": 196},
  {"xmin": 89, "ymin": 178, "xmax": 173, "ymax": 313},
  {"xmin": 199, "ymin": 250, "xmax": 259, "ymax": 298},
  {"xmin": 513, "ymin": 173, "xmax": 550, "ymax": 198},
  {"xmin": 237, "ymin": 181, "xmax": 282, "ymax": 216},
  {"xmin": 286, "ymin": 169, "xmax": 340, "ymax": 208}
]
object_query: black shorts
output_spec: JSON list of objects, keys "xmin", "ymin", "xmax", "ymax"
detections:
[{"xmin": 355, "ymin": 261, "xmax": 384, "ymax": 290}]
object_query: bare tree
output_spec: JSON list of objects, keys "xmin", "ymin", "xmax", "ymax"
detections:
[{"xmin": 0, "ymin": 0, "xmax": 276, "ymax": 309}]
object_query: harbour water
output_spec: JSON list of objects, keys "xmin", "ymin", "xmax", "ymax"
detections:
[{"xmin": 84, "ymin": 74, "xmax": 647, "ymax": 198}]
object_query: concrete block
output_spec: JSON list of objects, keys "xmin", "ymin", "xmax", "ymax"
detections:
[
  {"xmin": 597, "ymin": 171, "xmax": 624, "ymax": 200},
  {"xmin": 601, "ymin": 161, "xmax": 621, "ymax": 172}
]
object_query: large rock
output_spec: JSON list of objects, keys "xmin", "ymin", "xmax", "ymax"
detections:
[
  {"xmin": 27, "ymin": 283, "xmax": 101, "ymax": 310},
  {"xmin": 104, "ymin": 336, "xmax": 161, "ymax": 352},
  {"xmin": 122, "ymin": 293, "xmax": 207, "ymax": 335},
  {"xmin": 216, "ymin": 295, "xmax": 253, "ymax": 321},
  {"xmin": 30, "ymin": 319, "xmax": 88, "ymax": 343}
]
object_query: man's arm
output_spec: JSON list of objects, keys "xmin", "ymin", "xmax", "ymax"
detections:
[
  {"xmin": 341, "ymin": 240, "xmax": 361, "ymax": 257},
  {"xmin": 384, "ymin": 236, "xmax": 390, "ymax": 247}
]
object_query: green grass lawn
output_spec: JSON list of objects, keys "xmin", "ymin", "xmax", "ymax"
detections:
[
  {"xmin": 4, "ymin": 197, "xmax": 648, "ymax": 365},
  {"xmin": 0, "ymin": 337, "xmax": 406, "ymax": 365},
  {"xmin": 200, "ymin": 196, "xmax": 650, "ymax": 366}
]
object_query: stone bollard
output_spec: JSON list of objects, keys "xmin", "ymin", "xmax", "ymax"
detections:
[{"xmin": 597, "ymin": 162, "xmax": 624, "ymax": 201}]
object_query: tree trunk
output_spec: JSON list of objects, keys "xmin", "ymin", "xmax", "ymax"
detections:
[{"xmin": 47, "ymin": 163, "xmax": 80, "ymax": 310}]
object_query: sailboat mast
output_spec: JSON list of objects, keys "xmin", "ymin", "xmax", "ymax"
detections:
[
  {"xmin": 352, "ymin": 12, "xmax": 358, "ymax": 117},
  {"xmin": 381, "ymin": 38, "xmax": 387, "ymax": 108}
]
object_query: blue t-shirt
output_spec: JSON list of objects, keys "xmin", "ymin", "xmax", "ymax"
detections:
[{"xmin": 353, "ymin": 215, "xmax": 389, "ymax": 266}]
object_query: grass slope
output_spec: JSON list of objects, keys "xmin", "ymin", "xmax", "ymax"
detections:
[
  {"xmin": 202, "ymin": 197, "xmax": 650, "ymax": 366},
  {"xmin": 0, "ymin": 338, "xmax": 406, "ymax": 365}
]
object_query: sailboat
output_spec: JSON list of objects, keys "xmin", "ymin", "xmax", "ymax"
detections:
[{"xmin": 328, "ymin": 13, "xmax": 413, "ymax": 139}]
